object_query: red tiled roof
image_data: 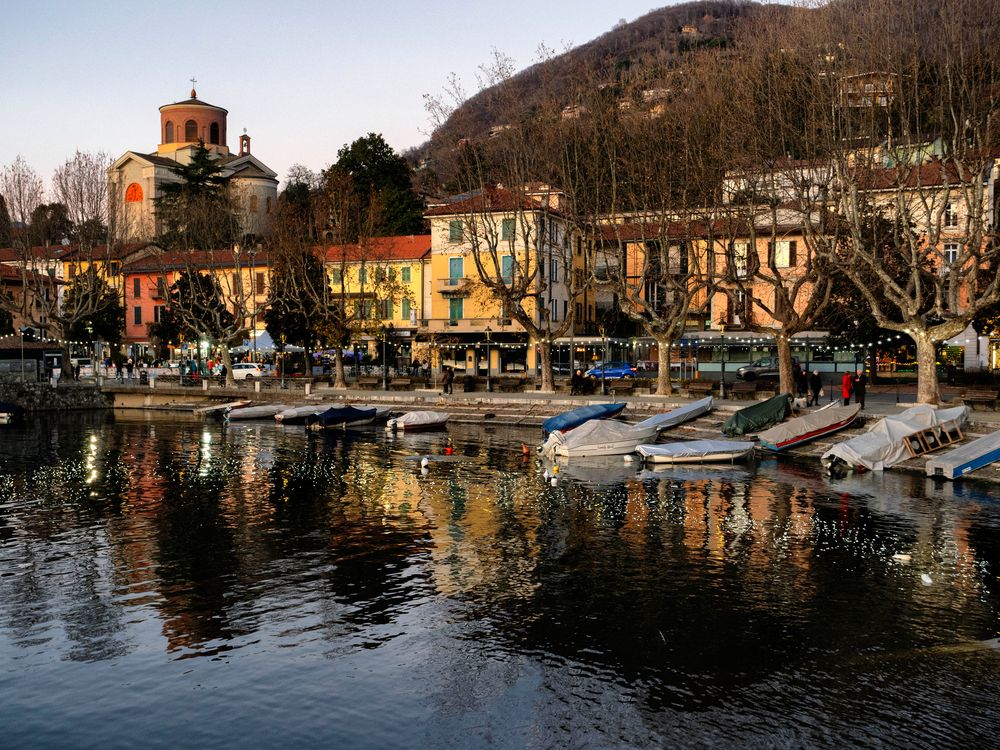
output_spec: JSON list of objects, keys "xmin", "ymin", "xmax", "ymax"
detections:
[
  {"xmin": 322, "ymin": 235, "xmax": 431, "ymax": 263},
  {"xmin": 123, "ymin": 249, "xmax": 274, "ymax": 274},
  {"xmin": 856, "ymin": 159, "xmax": 975, "ymax": 191},
  {"xmin": 0, "ymin": 244, "xmax": 75, "ymax": 262},
  {"xmin": 425, "ymin": 188, "xmax": 557, "ymax": 217},
  {"xmin": 0, "ymin": 264, "xmax": 60, "ymax": 284}
]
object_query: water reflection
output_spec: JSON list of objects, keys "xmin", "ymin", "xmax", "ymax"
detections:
[{"xmin": 1, "ymin": 414, "xmax": 998, "ymax": 747}]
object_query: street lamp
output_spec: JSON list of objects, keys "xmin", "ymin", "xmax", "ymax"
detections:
[
  {"xmin": 599, "ymin": 325, "xmax": 608, "ymax": 395},
  {"xmin": 484, "ymin": 326, "xmax": 492, "ymax": 392},
  {"xmin": 381, "ymin": 324, "xmax": 394, "ymax": 390},
  {"xmin": 279, "ymin": 333, "xmax": 287, "ymax": 389},
  {"xmin": 719, "ymin": 323, "xmax": 727, "ymax": 399}
]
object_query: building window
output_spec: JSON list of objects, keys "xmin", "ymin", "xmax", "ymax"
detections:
[
  {"xmin": 449, "ymin": 298, "xmax": 463, "ymax": 322},
  {"xmin": 732, "ymin": 242, "xmax": 749, "ymax": 277},
  {"xmin": 944, "ymin": 243, "xmax": 959, "ymax": 265},
  {"xmin": 331, "ymin": 268, "xmax": 343, "ymax": 285},
  {"xmin": 165, "ymin": 121, "xmax": 174, "ymax": 143},
  {"xmin": 550, "ymin": 258, "xmax": 559, "ymax": 283},
  {"xmin": 401, "ymin": 266, "xmax": 411, "ymax": 282},
  {"xmin": 359, "ymin": 267, "xmax": 367, "ymax": 284},
  {"xmin": 133, "ymin": 278, "xmax": 141, "ymax": 299},
  {"xmin": 449, "ymin": 220, "xmax": 464, "ymax": 242},
  {"xmin": 375, "ymin": 268, "xmax": 386, "ymax": 283},
  {"xmin": 501, "ymin": 218, "xmax": 515, "ymax": 241},
  {"xmin": 184, "ymin": 119, "xmax": 198, "ymax": 141},
  {"xmin": 133, "ymin": 306, "xmax": 142, "ymax": 326},
  {"xmin": 210, "ymin": 122, "xmax": 220, "ymax": 145},
  {"xmin": 154, "ymin": 305, "xmax": 164, "ymax": 323},
  {"xmin": 249, "ymin": 195, "xmax": 259, "ymax": 213},
  {"xmin": 502, "ymin": 255, "xmax": 513, "ymax": 284},
  {"xmin": 266, "ymin": 196, "xmax": 273, "ymax": 214},
  {"xmin": 156, "ymin": 278, "xmax": 167, "ymax": 298},
  {"xmin": 255, "ymin": 272, "xmax": 265, "ymax": 295},
  {"xmin": 401, "ymin": 299, "xmax": 411, "ymax": 321},
  {"xmin": 125, "ymin": 183, "xmax": 143, "ymax": 203},
  {"xmin": 68, "ymin": 265, "xmax": 76, "ymax": 279},
  {"xmin": 380, "ymin": 299, "xmax": 393, "ymax": 319},
  {"xmin": 771, "ymin": 240, "xmax": 797, "ymax": 268},
  {"xmin": 944, "ymin": 202, "xmax": 958, "ymax": 228},
  {"xmin": 576, "ymin": 302, "xmax": 582, "ymax": 320}
]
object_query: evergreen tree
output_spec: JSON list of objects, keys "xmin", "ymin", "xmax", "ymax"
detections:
[
  {"xmin": 327, "ymin": 133, "xmax": 426, "ymax": 237},
  {"xmin": 155, "ymin": 144, "xmax": 236, "ymax": 250}
]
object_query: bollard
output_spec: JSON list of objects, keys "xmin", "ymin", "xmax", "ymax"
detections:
[
  {"xmin": 149, "ymin": 377, "xmax": 155, "ymax": 389},
  {"xmin": 305, "ymin": 382, "xmax": 311, "ymax": 396},
  {"xmin": 254, "ymin": 380, "xmax": 261, "ymax": 393},
  {"xmin": 202, "ymin": 379, "xmax": 208, "ymax": 391}
]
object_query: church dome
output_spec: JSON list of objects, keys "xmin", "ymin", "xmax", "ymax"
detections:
[{"xmin": 158, "ymin": 86, "xmax": 228, "ymax": 150}]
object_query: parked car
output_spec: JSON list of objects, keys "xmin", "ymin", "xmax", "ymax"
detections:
[
  {"xmin": 584, "ymin": 361, "xmax": 639, "ymax": 379},
  {"xmin": 736, "ymin": 356, "xmax": 799, "ymax": 381},
  {"xmin": 232, "ymin": 363, "xmax": 264, "ymax": 381}
]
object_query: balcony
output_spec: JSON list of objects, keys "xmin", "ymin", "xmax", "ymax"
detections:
[
  {"xmin": 418, "ymin": 317, "xmax": 525, "ymax": 334},
  {"xmin": 435, "ymin": 277, "xmax": 472, "ymax": 297}
]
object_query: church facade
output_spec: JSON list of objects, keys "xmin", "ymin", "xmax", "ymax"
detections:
[{"xmin": 108, "ymin": 86, "xmax": 279, "ymax": 240}]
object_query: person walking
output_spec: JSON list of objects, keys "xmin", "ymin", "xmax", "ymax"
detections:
[
  {"xmin": 126, "ymin": 358, "xmax": 135, "ymax": 381},
  {"xmin": 115, "ymin": 360, "xmax": 123, "ymax": 382},
  {"xmin": 853, "ymin": 368, "xmax": 867, "ymax": 409},
  {"xmin": 841, "ymin": 370, "xmax": 854, "ymax": 407},
  {"xmin": 441, "ymin": 366, "xmax": 454, "ymax": 395},
  {"xmin": 808, "ymin": 369, "xmax": 823, "ymax": 407},
  {"xmin": 570, "ymin": 369, "xmax": 585, "ymax": 395}
]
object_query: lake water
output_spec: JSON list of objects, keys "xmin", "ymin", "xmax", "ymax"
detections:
[{"xmin": 1, "ymin": 412, "xmax": 999, "ymax": 748}]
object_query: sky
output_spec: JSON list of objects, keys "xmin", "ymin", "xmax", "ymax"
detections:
[{"xmin": 1, "ymin": 0, "xmax": 662, "ymax": 192}]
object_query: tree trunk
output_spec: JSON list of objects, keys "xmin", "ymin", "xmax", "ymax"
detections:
[
  {"xmin": 538, "ymin": 340, "xmax": 554, "ymax": 392},
  {"xmin": 655, "ymin": 336, "xmax": 674, "ymax": 396},
  {"xmin": 333, "ymin": 349, "xmax": 347, "ymax": 389},
  {"xmin": 220, "ymin": 347, "xmax": 234, "ymax": 387},
  {"xmin": 776, "ymin": 335, "xmax": 795, "ymax": 395},
  {"xmin": 914, "ymin": 334, "xmax": 940, "ymax": 405}
]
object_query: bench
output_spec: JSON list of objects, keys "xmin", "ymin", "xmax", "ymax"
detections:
[
  {"xmin": 498, "ymin": 379, "xmax": 526, "ymax": 393},
  {"xmin": 730, "ymin": 381, "xmax": 758, "ymax": 399},
  {"xmin": 686, "ymin": 381, "xmax": 714, "ymax": 397},
  {"xmin": 963, "ymin": 389, "xmax": 999, "ymax": 410},
  {"xmin": 389, "ymin": 377, "xmax": 412, "ymax": 390},
  {"xmin": 608, "ymin": 378, "xmax": 635, "ymax": 396},
  {"xmin": 357, "ymin": 376, "xmax": 381, "ymax": 390}
]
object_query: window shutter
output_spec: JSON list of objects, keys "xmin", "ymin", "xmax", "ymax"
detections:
[{"xmin": 788, "ymin": 241, "xmax": 797, "ymax": 267}]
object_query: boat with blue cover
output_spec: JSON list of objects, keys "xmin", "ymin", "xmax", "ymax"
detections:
[
  {"xmin": 305, "ymin": 405, "xmax": 377, "ymax": 430},
  {"xmin": 542, "ymin": 402, "xmax": 626, "ymax": 436}
]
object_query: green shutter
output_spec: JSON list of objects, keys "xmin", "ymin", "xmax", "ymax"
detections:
[
  {"xmin": 401, "ymin": 299, "xmax": 411, "ymax": 320},
  {"xmin": 401, "ymin": 266, "xmax": 411, "ymax": 282},
  {"xmin": 449, "ymin": 220, "xmax": 463, "ymax": 241}
]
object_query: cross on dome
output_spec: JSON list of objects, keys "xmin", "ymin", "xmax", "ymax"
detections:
[{"xmin": 189, "ymin": 77, "xmax": 197, "ymax": 98}]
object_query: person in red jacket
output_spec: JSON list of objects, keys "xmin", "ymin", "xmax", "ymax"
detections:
[{"xmin": 841, "ymin": 371, "xmax": 854, "ymax": 406}]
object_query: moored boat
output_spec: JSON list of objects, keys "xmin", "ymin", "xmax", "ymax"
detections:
[
  {"xmin": 226, "ymin": 404, "xmax": 293, "ymax": 421},
  {"xmin": 306, "ymin": 405, "xmax": 377, "ymax": 430},
  {"xmin": 925, "ymin": 428, "xmax": 1000, "ymax": 480},
  {"xmin": 722, "ymin": 394, "xmax": 792, "ymax": 436},
  {"xmin": 385, "ymin": 410, "xmax": 450, "ymax": 432},
  {"xmin": 349, "ymin": 404, "xmax": 392, "ymax": 422},
  {"xmin": 631, "ymin": 396, "xmax": 713, "ymax": 433},
  {"xmin": 0, "ymin": 402, "xmax": 26, "ymax": 425},
  {"xmin": 757, "ymin": 403, "xmax": 861, "ymax": 452},
  {"xmin": 636, "ymin": 439, "xmax": 755, "ymax": 464},
  {"xmin": 543, "ymin": 418, "xmax": 659, "ymax": 458},
  {"xmin": 275, "ymin": 405, "xmax": 328, "ymax": 424},
  {"xmin": 195, "ymin": 400, "xmax": 252, "ymax": 417},
  {"xmin": 821, "ymin": 404, "xmax": 968, "ymax": 472},
  {"xmin": 541, "ymin": 402, "xmax": 626, "ymax": 437}
]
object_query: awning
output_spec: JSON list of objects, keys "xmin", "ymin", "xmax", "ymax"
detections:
[{"xmin": 231, "ymin": 329, "xmax": 304, "ymax": 353}]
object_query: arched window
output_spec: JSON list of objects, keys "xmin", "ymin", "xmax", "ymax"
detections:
[
  {"xmin": 249, "ymin": 195, "xmax": 259, "ymax": 212},
  {"xmin": 125, "ymin": 183, "xmax": 143, "ymax": 203},
  {"xmin": 184, "ymin": 119, "xmax": 198, "ymax": 141},
  {"xmin": 209, "ymin": 122, "xmax": 220, "ymax": 145},
  {"xmin": 165, "ymin": 121, "xmax": 174, "ymax": 143}
]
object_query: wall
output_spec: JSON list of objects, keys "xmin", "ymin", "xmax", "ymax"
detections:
[{"xmin": 0, "ymin": 380, "xmax": 112, "ymax": 412}]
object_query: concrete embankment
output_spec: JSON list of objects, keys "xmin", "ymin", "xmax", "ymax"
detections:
[{"xmin": 0, "ymin": 381, "xmax": 112, "ymax": 412}]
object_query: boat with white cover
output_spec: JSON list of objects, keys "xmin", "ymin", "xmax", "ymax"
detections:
[
  {"xmin": 633, "ymin": 396, "xmax": 714, "ymax": 432},
  {"xmin": 636, "ymin": 439, "xmax": 755, "ymax": 464},
  {"xmin": 925, "ymin": 428, "xmax": 1000, "ymax": 480},
  {"xmin": 543, "ymin": 419, "xmax": 660, "ymax": 458},
  {"xmin": 226, "ymin": 404, "xmax": 293, "ymax": 421},
  {"xmin": 385, "ymin": 411, "xmax": 450, "ymax": 432},
  {"xmin": 821, "ymin": 404, "xmax": 968, "ymax": 472},
  {"xmin": 275, "ymin": 405, "xmax": 328, "ymax": 424},
  {"xmin": 757, "ymin": 403, "xmax": 861, "ymax": 452}
]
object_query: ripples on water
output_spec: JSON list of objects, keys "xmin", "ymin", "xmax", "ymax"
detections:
[{"xmin": 1, "ymin": 412, "xmax": 999, "ymax": 748}]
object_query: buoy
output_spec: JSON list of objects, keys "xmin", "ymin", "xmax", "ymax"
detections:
[
  {"xmin": 521, "ymin": 443, "xmax": 531, "ymax": 456},
  {"xmin": 444, "ymin": 445, "xmax": 454, "ymax": 455},
  {"xmin": 420, "ymin": 457, "xmax": 430, "ymax": 468},
  {"xmin": 921, "ymin": 573, "xmax": 933, "ymax": 586},
  {"xmin": 552, "ymin": 464, "xmax": 559, "ymax": 474},
  {"xmin": 892, "ymin": 553, "xmax": 911, "ymax": 563},
  {"xmin": 550, "ymin": 477, "xmax": 558, "ymax": 486}
]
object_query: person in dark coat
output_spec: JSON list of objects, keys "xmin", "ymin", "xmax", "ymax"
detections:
[
  {"xmin": 570, "ymin": 369, "xmax": 585, "ymax": 395},
  {"xmin": 853, "ymin": 368, "xmax": 867, "ymax": 409},
  {"xmin": 441, "ymin": 366, "xmax": 454, "ymax": 395},
  {"xmin": 807, "ymin": 370, "xmax": 823, "ymax": 407}
]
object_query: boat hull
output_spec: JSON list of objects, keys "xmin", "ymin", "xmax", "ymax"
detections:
[
  {"xmin": 757, "ymin": 404, "xmax": 861, "ymax": 452},
  {"xmin": 637, "ymin": 440, "xmax": 755, "ymax": 464}
]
